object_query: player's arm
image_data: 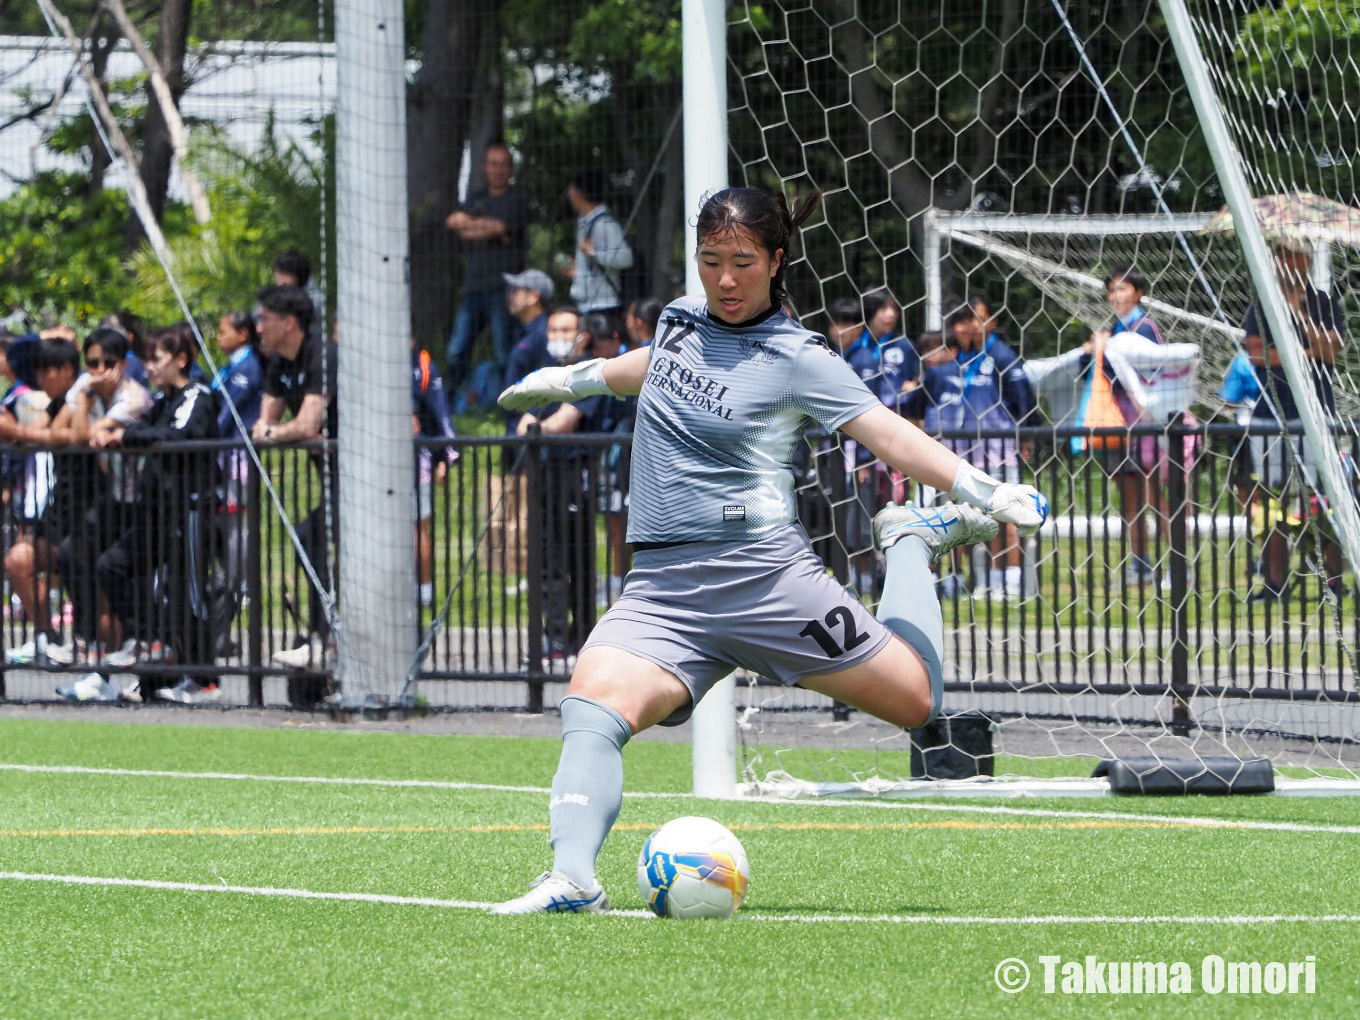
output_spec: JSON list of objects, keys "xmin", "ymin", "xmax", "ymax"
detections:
[
  {"xmin": 258, "ymin": 393, "xmax": 328, "ymax": 443},
  {"xmin": 497, "ymin": 346, "xmax": 650, "ymax": 412},
  {"xmin": 251, "ymin": 394, "xmax": 287, "ymax": 442},
  {"xmin": 841, "ymin": 404, "xmax": 1048, "ymax": 535}
]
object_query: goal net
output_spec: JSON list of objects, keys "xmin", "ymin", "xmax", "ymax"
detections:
[{"xmin": 725, "ymin": 0, "xmax": 1360, "ymax": 796}]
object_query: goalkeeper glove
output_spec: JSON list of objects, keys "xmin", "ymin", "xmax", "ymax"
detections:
[
  {"xmin": 497, "ymin": 358, "xmax": 617, "ymax": 413},
  {"xmin": 949, "ymin": 461, "xmax": 1049, "ymax": 537}
]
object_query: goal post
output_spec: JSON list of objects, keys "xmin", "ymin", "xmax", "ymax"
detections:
[{"xmin": 684, "ymin": 0, "xmax": 738, "ymax": 800}]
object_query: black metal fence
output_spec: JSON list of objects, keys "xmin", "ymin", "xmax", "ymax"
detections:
[{"xmin": 1, "ymin": 424, "xmax": 1356, "ymax": 716}]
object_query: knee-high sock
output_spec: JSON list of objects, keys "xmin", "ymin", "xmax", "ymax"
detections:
[
  {"xmin": 876, "ymin": 536, "xmax": 945, "ymax": 724},
  {"xmin": 550, "ymin": 694, "xmax": 632, "ymax": 887}
]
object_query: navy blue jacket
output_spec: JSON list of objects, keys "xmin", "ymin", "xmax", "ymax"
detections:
[{"xmin": 211, "ymin": 348, "xmax": 264, "ymax": 436}]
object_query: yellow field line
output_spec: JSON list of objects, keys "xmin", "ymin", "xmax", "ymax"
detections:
[{"xmin": 0, "ymin": 818, "xmax": 1207, "ymax": 838}]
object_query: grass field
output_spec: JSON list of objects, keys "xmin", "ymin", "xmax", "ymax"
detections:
[{"xmin": 3, "ymin": 715, "xmax": 1359, "ymax": 1018}]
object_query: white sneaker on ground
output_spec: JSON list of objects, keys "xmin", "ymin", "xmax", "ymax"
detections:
[
  {"xmin": 104, "ymin": 639, "xmax": 140, "ymax": 668},
  {"xmin": 121, "ymin": 678, "xmax": 143, "ymax": 703},
  {"xmin": 489, "ymin": 871, "xmax": 610, "ymax": 915},
  {"xmin": 272, "ymin": 635, "xmax": 326, "ymax": 669},
  {"xmin": 156, "ymin": 677, "xmax": 223, "ymax": 705},
  {"xmin": 56, "ymin": 672, "xmax": 119, "ymax": 703},
  {"xmin": 872, "ymin": 502, "xmax": 999, "ymax": 564}
]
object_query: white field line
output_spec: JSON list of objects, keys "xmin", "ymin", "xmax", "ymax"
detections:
[
  {"xmin": 2, "ymin": 762, "xmax": 1358, "ymax": 836},
  {"xmin": 3, "ymin": 871, "xmax": 1359, "ymax": 925}
]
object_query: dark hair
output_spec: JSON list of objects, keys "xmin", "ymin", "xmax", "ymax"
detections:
[
  {"xmin": 916, "ymin": 330, "xmax": 947, "ymax": 352},
  {"xmin": 256, "ymin": 285, "xmax": 315, "ymax": 334},
  {"xmin": 694, "ymin": 187, "xmax": 822, "ymax": 306},
  {"xmin": 966, "ymin": 294, "xmax": 993, "ymax": 318},
  {"xmin": 828, "ymin": 296, "xmax": 863, "ymax": 326},
  {"xmin": 101, "ymin": 310, "xmax": 144, "ymax": 358},
  {"xmin": 568, "ymin": 168, "xmax": 607, "ymax": 205},
  {"xmin": 581, "ymin": 312, "xmax": 620, "ymax": 343},
  {"xmin": 547, "ymin": 305, "xmax": 580, "ymax": 322},
  {"xmin": 627, "ymin": 297, "xmax": 664, "ymax": 335},
  {"xmin": 34, "ymin": 336, "xmax": 81, "ymax": 374},
  {"xmin": 273, "ymin": 249, "xmax": 312, "ymax": 288},
  {"xmin": 1104, "ymin": 265, "xmax": 1148, "ymax": 294},
  {"xmin": 862, "ymin": 289, "xmax": 897, "ymax": 323},
  {"xmin": 224, "ymin": 309, "xmax": 260, "ymax": 350},
  {"xmin": 83, "ymin": 326, "xmax": 129, "ymax": 361},
  {"xmin": 145, "ymin": 323, "xmax": 199, "ymax": 373},
  {"xmin": 945, "ymin": 307, "xmax": 976, "ymax": 330}
]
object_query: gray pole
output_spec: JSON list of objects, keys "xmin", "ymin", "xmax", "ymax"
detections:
[
  {"xmin": 334, "ymin": 0, "xmax": 418, "ymax": 705},
  {"xmin": 1160, "ymin": 0, "xmax": 1360, "ymax": 577},
  {"xmin": 683, "ymin": 0, "xmax": 737, "ymax": 799}
]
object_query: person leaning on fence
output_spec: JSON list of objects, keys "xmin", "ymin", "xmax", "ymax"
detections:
[
  {"xmin": 566, "ymin": 168, "xmax": 633, "ymax": 318},
  {"xmin": 445, "ymin": 143, "xmax": 529, "ymax": 394},
  {"xmin": 94, "ymin": 327, "xmax": 224, "ymax": 704},
  {"xmin": 1077, "ymin": 267, "xmax": 1196, "ymax": 589},
  {"xmin": 51, "ymin": 328, "xmax": 153, "ymax": 698},
  {"xmin": 1243, "ymin": 241, "xmax": 1345, "ymax": 601},
  {"xmin": 211, "ymin": 311, "xmax": 264, "ymax": 600},
  {"xmin": 412, "ymin": 338, "xmax": 458, "ymax": 608},
  {"xmin": 513, "ymin": 314, "xmax": 627, "ymax": 666},
  {"xmin": 5, "ymin": 337, "xmax": 81, "ymax": 668},
  {"xmin": 945, "ymin": 297, "xmax": 1037, "ymax": 600},
  {"xmin": 251, "ymin": 285, "xmax": 340, "ymax": 675}
]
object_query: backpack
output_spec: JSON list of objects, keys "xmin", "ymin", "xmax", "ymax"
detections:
[{"xmin": 589, "ymin": 217, "xmax": 650, "ymax": 307}]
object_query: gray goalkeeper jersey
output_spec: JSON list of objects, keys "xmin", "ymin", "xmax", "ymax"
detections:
[{"xmin": 628, "ymin": 296, "xmax": 880, "ymax": 543}]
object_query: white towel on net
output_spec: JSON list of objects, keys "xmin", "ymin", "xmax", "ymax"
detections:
[{"xmin": 1024, "ymin": 332, "xmax": 1202, "ymax": 424}]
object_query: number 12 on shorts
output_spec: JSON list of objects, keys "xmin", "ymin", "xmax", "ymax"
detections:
[{"xmin": 799, "ymin": 606, "xmax": 870, "ymax": 658}]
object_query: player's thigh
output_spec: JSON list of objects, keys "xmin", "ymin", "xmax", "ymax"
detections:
[
  {"xmin": 568, "ymin": 644, "xmax": 692, "ymax": 734},
  {"xmin": 800, "ymin": 635, "xmax": 932, "ymax": 730}
]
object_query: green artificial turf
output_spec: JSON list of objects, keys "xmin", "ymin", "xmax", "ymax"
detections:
[{"xmin": 1, "ymin": 718, "xmax": 1358, "ymax": 1018}]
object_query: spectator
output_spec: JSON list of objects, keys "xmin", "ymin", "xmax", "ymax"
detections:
[
  {"xmin": 827, "ymin": 297, "xmax": 883, "ymax": 594},
  {"xmin": 860, "ymin": 289, "xmax": 919, "ymax": 410},
  {"xmin": 412, "ymin": 339, "xmax": 458, "ymax": 607},
  {"xmin": 4, "ymin": 337, "xmax": 81, "ymax": 666},
  {"xmin": 212, "ymin": 310, "xmax": 264, "ymax": 594},
  {"xmin": 97, "ymin": 326, "xmax": 222, "ymax": 702},
  {"xmin": 445, "ymin": 143, "xmax": 529, "ymax": 393},
  {"xmin": 54, "ymin": 328, "xmax": 153, "ymax": 697},
  {"xmin": 251, "ymin": 285, "xmax": 339, "ymax": 676},
  {"xmin": 100, "ymin": 312, "xmax": 149, "ymax": 388},
  {"xmin": 1078, "ymin": 269, "xmax": 1180, "ymax": 587},
  {"xmin": 580, "ymin": 312, "xmax": 634, "ymax": 600},
  {"xmin": 567, "ymin": 168, "xmax": 633, "ymax": 317},
  {"xmin": 514, "ymin": 319, "xmax": 626, "ymax": 664},
  {"xmin": 1243, "ymin": 242, "xmax": 1344, "ymax": 600},
  {"xmin": 272, "ymin": 250, "xmax": 327, "ymax": 342},
  {"xmin": 501, "ymin": 270, "xmax": 556, "ymax": 427},
  {"xmin": 625, "ymin": 297, "xmax": 663, "ymax": 347}
]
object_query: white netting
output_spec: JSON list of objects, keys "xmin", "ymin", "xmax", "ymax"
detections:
[{"xmin": 726, "ymin": 0, "xmax": 1360, "ymax": 795}]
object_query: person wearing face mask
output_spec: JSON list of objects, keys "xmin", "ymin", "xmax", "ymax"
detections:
[
  {"xmin": 514, "ymin": 310, "xmax": 625, "ymax": 665},
  {"xmin": 53, "ymin": 328, "xmax": 152, "ymax": 694}
]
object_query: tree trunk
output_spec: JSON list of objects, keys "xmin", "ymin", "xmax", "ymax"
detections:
[
  {"xmin": 407, "ymin": 0, "xmax": 505, "ymax": 356},
  {"xmin": 86, "ymin": 15, "xmax": 119, "ymax": 199},
  {"xmin": 124, "ymin": 0, "xmax": 191, "ymax": 252}
]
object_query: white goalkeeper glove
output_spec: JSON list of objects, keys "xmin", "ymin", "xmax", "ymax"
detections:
[
  {"xmin": 497, "ymin": 358, "xmax": 618, "ymax": 413},
  {"xmin": 949, "ymin": 461, "xmax": 1049, "ymax": 537}
]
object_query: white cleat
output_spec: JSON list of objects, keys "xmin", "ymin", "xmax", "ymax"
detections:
[
  {"xmin": 489, "ymin": 871, "xmax": 610, "ymax": 915},
  {"xmin": 873, "ymin": 502, "xmax": 999, "ymax": 564}
]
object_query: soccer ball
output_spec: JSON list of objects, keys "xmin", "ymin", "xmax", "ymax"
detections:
[{"xmin": 637, "ymin": 816, "xmax": 749, "ymax": 919}]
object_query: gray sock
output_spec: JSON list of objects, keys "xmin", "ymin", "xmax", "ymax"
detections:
[
  {"xmin": 876, "ymin": 536, "xmax": 945, "ymax": 724},
  {"xmin": 550, "ymin": 694, "xmax": 632, "ymax": 887}
]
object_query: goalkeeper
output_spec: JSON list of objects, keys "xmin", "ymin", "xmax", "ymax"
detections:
[{"xmin": 491, "ymin": 187, "xmax": 1048, "ymax": 914}]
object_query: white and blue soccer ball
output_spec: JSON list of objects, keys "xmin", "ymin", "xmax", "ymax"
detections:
[{"xmin": 637, "ymin": 816, "xmax": 749, "ymax": 919}]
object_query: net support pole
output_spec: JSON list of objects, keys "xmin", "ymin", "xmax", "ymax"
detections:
[
  {"xmin": 334, "ymin": 0, "xmax": 418, "ymax": 705},
  {"xmin": 684, "ymin": 0, "xmax": 736, "ymax": 799},
  {"xmin": 1160, "ymin": 0, "xmax": 1360, "ymax": 579},
  {"xmin": 924, "ymin": 211, "xmax": 944, "ymax": 331}
]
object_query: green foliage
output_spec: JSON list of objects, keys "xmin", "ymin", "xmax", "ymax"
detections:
[{"xmin": 126, "ymin": 116, "xmax": 332, "ymax": 328}]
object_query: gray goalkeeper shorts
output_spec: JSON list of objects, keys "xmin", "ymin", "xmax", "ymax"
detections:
[{"xmin": 582, "ymin": 524, "xmax": 893, "ymax": 726}]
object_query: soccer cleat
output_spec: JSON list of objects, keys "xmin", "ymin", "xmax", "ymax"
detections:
[
  {"xmin": 489, "ymin": 871, "xmax": 610, "ymax": 915},
  {"xmin": 872, "ymin": 502, "xmax": 998, "ymax": 564},
  {"xmin": 156, "ymin": 677, "xmax": 223, "ymax": 705},
  {"xmin": 56, "ymin": 672, "xmax": 119, "ymax": 703}
]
